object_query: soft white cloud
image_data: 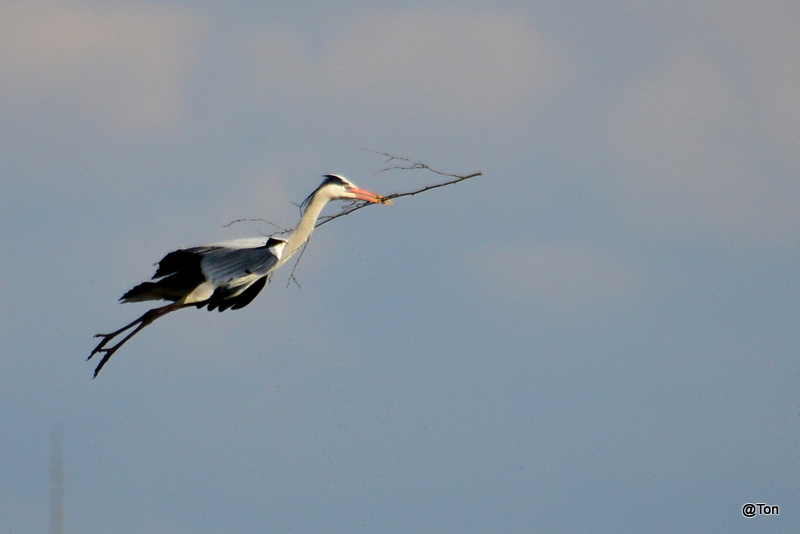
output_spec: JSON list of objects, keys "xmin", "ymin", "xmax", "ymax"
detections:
[
  {"xmin": 611, "ymin": 55, "xmax": 751, "ymax": 229},
  {"xmin": 249, "ymin": 9, "xmax": 560, "ymax": 126},
  {"xmin": 685, "ymin": 0, "xmax": 800, "ymax": 164},
  {"xmin": 483, "ymin": 244, "xmax": 642, "ymax": 314},
  {"xmin": 0, "ymin": 1, "xmax": 204, "ymax": 132},
  {"xmin": 608, "ymin": 1, "xmax": 800, "ymax": 246}
]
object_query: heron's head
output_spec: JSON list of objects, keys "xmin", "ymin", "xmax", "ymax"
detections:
[{"xmin": 302, "ymin": 174, "xmax": 392, "ymax": 211}]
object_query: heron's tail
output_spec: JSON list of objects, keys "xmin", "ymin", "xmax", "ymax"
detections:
[
  {"xmin": 120, "ymin": 273, "xmax": 200, "ymax": 303},
  {"xmin": 120, "ymin": 281, "xmax": 176, "ymax": 303}
]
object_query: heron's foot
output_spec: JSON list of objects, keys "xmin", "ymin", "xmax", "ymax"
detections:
[
  {"xmin": 91, "ymin": 347, "xmax": 119, "ymax": 378},
  {"xmin": 88, "ymin": 330, "xmax": 138, "ymax": 377},
  {"xmin": 88, "ymin": 303, "xmax": 182, "ymax": 377},
  {"xmin": 89, "ymin": 332, "xmax": 117, "ymax": 359},
  {"xmin": 87, "ymin": 317, "xmax": 137, "ymax": 377}
]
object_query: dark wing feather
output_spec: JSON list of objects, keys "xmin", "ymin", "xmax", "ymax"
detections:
[
  {"xmin": 204, "ymin": 276, "xmax": 268, "ymax": 312},
  {"xmin": 121, "ymin": 248, "xmax": 208, "ymax": 302},
  {"xmin": 152, "ymin": 247, "xmax": 210, "ymax": 279},
  {"xmin": 229, "ymin": 276, "xmax": 268, "ymax": 310}
]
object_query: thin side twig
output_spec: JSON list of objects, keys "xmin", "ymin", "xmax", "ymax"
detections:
[
  {"xmin": 222, "ymin": 218, "xmax": 291, "ymax": 233},
  {"xmin": 286, "ymin": 240, "xmax": 309, "ymax": 289},
  {"xmin": 366, "ymin": 148, "xmax": 476, "ymax": 179}
]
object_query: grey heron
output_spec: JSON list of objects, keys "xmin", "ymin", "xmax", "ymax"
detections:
[{"xmin": 89, "ymin": 174, "xmax": 391, "ymax": 377}]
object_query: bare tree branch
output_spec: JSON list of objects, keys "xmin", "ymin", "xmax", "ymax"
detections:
[{"xmin": 314, "ymin": 150, "xmax": 482, "ymax": 228}]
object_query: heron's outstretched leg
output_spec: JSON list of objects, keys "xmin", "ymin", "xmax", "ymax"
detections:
[{"xmin": 88, "ymin": 302, "xmax": 186, "ymax": 377}]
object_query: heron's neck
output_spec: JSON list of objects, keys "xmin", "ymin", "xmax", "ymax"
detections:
[{"xmin": 282, "ymin": 192, "xmax": 331, "ymax": 264}]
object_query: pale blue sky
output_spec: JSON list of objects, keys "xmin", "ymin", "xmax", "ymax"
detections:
[{"xmin": 1, "ymin": 1, "xmax": 798, "ymax": 532}]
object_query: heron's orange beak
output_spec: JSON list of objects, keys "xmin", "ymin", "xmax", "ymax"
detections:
[{"xmin": 349, "ymin": 186, "xmax": 393, "ymax": 205}]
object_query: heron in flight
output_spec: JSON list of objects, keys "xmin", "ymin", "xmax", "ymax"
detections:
[{"xmin": 89, "ymin": 174, "xmax": 391, "ymax": 377}]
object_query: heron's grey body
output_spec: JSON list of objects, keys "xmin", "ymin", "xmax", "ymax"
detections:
[{"xmin": 120, "ymin": 237, "xmax": 287, "ymax": 312}]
